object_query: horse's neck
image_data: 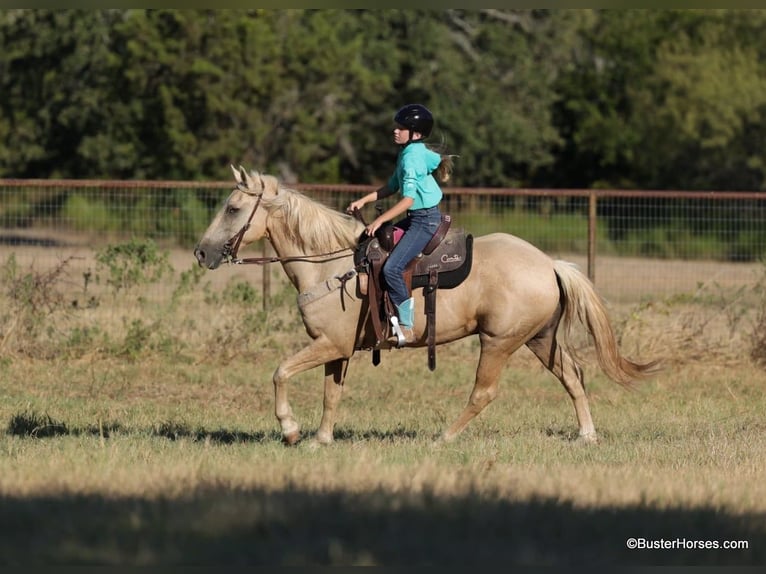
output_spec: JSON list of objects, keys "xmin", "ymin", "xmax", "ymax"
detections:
[{"xmin": 266, "ymin": 220, "xmax": 351, "ymax": 293}]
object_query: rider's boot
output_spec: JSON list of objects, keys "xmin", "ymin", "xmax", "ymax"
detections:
[{"xmin": 389, "ymin": 297, "xmax": 415, "ymax": 348}]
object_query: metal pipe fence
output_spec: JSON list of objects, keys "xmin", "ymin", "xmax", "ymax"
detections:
[{"xmin": 1, "ymin": 179, "xmax": 764, "ymax": 305}]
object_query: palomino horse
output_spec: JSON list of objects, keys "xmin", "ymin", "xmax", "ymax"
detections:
[{"xmin": 194, "ymin": 166, "xmax": 657, "ymax": 445}]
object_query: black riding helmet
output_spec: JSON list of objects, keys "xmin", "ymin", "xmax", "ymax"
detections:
[{"xmin": 394, "ymin": 104, "xmax": 434, "ymax": 138}]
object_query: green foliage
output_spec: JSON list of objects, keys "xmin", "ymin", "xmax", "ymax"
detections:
[
  {"xmin": 114, "ymin": 318, "xmax": 153, "ymax": 360},
  {"xmin": 107, "ymin": 317, "xmax": 181, "ymax": 362},
  {"xmin": 94, "ymin": 238, "xmax": 170, "ymax": 294},
  {"xmin": 58, "ymin": 188, "xmax": 213, "ymax": 243},
  {"xmin": 222, "ymin": 279, "xmax": 260, "ymax": 306},
  {"xmin": 422, "ymin": 10, "xmax": 581, "ymax": 187},
  {"xmin": 170, "ymin": 264, "xmax": 206, "ymax": 307},
  {"xmin": 62, "ymin": 325, "xmax": 103, "ymax": 358},
  {"xmin": 0, "ymin": 244, "xmax": 297, "ymax": 363},
  {"xmin": 456, "ymin": 208, "xmax": 595, "ymax": 254},
  {"xmin": 2, "ymin": 9, "xmax": 766, "ymax": 201},
  {"xmin": 62, "ymin": 194, "xmax": 119, "ymax": 233},
  {"xmin": 552, "ymin": 9, "xmax": 766, "ymax": 191}
]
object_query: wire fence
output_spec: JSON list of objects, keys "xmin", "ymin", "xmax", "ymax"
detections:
[{"xmin": 1, "ymin": 179, "xmax": 765, "ymax": 305}]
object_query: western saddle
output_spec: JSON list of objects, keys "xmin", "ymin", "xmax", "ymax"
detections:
[{"xmin": 352, "ymin": 210, "xmax": 473, "ymax": 371}]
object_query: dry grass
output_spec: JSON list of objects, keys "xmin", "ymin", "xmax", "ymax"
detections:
[{"xmin": 1, "ymin": 245, "xmax": 766, "ymax": 565}]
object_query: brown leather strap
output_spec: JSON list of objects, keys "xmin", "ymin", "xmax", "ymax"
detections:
[
  {"xmin": 223, "ymin": 194, "xmax": 263, "ymax": 262},
  {"xmin": 368, "ymin": 249, "xmax": 387, "ymax": 347},
  {"xmin": 426, "ymin": 268, "xmax": 439, "ymax": 371},
  {"xmin": 351, "ymin": 207, "xmax": 368, "ymax": 226}
]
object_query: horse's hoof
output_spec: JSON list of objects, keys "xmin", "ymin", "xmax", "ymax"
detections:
[
  {"xmin": 307, "ymin": 437, "xmax": 333, "ymax": 450},
  {"xmin": 578, "ymin": 432, "xmax": 598, "ymax": 445},
  {"xmin": 434, "ymin": 431, "xmax": 455, "ymax": 446},
  {"xmin": 314, "ymin": 432, "xmax": 334, "ymax": 446},
  {"xmin": 283, "ymin": 431, "xmax": 301, "ymax": 446}
]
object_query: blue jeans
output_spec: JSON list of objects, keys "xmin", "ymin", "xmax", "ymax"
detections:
[{"xmin": 383, "ymin": 206, "xmax": 442, "ymax": 307}]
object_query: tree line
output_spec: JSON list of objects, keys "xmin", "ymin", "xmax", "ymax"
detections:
[{"xmin": 2, "ymin": 9, "xmax": 766, "ymax": 192}]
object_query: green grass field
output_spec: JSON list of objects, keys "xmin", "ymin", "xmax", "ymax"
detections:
[{"xmin": 1, "ymin": 245, "xmax": 765, "ymax": 565}]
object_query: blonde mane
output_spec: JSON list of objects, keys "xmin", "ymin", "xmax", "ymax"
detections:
[{"xmin": 259, "ymin": 176, "xmax": 364, "ymax": 254}]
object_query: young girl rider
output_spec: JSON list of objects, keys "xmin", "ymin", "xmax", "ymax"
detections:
[{"xmin": 347, "ymin": 103, "xmax": 453, "ymax": 346}]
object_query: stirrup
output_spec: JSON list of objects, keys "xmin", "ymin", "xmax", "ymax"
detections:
[{"xmin": 390, "ymin": 316, "xmax": 410, "ymax": 348}]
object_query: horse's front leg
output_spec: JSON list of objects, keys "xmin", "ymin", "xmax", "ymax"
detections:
[{"xmin": 272, "ymin": 335, "xmax": 344, "ymax": 445}]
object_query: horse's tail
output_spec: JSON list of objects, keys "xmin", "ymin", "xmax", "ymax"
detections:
[{"xmin": 553, "ymin": 260, "xmax": 660, "ymax": 387}]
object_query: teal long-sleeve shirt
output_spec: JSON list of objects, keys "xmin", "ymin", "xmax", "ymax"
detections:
[{"xmin": 385, "ymin": 142, "xmax": 443, "ymax": 210}]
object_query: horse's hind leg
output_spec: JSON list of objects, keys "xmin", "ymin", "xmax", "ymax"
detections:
[
  {"xmin": 526, "ymin": 324, "xmax": 597, "ymax": 443},
  {"xmin": 440, "ymin": 334, "xmax": 517, "ymax": 442}
]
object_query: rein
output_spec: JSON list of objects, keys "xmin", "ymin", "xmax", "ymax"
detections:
[{"xmin": 230, "ymin": 247, "xmax": 353, "ymax": 266}]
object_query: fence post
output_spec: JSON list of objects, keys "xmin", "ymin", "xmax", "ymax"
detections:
[{"xmin": 588, "ymin": 192, "xmax": 597, "ymax": 284}]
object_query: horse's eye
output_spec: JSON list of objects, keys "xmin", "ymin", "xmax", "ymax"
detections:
[{"xmin": 226, "ymin": 206, "xmax": 240, "ymax": 215}]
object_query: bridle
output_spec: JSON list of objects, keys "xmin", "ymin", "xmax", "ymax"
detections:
[
  {"xmin": 221, "ymin": 185, "xmax": 354, "ymax": 266},
  {"xmin": 221, "ymin": 185, "xmax": 263, "ymax": 264}
]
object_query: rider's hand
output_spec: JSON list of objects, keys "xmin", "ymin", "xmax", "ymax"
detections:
[
  {"xmin": 366, "ymin": 218, "xmax": 383, "ymax": 237},
  {"xmin": 346, "ymin": 200, "xmax": 365, "ymax": 214}
]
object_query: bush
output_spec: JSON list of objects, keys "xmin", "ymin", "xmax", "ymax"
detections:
[
  {"xmin": 62, "ymin": 194, "xmax": 118, "ymax": 233},
  {"xmin": 94, "ymin": 238, "xmax": 170, "ymax": 294},
  {"xmin": 0, "ymin": 254, "xmax": 72, "ymax": 355}
]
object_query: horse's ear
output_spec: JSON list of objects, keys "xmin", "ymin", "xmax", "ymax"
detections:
[
  {"xmin": 242, "ymin": 167, "xmax": 256, "ymax": 190},
  {"xmin": 257, "ymin": 173, "xmax": 266, "ymax": 192},
  {"xmin": 231, "ymin": 164, "xmax": 242, "ymax": 184},
  {"xmin": 239, "ymin": 164, "xmax": 253, "ymax": 189}
]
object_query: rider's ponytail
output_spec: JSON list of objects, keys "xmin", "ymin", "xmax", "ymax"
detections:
[{"xmin": 434, "ymin": 154, "xmax": 457, "ymax": 184}]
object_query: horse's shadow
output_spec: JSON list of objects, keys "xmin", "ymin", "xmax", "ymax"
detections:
[
  {"xmin": 5, "ymin": 410, "xmax": 423, "ymax": 445},
  {"xmin": 153, "ymin": 423, "xmax": 421, "ymax": 445},
  {"xmin": 8, "ymin": 411, "xmax": 598, "ymax": 445},
  {"xmin": 330, "ymin": 426, "xmax": 419, "ymax": 442},
  {"xmin": 150, "ymin": 421, "xmax": 281, "ymax": 444},
  {"xmin": 5, "ymin": 410, "xmax": 280, "ymax": 444}
]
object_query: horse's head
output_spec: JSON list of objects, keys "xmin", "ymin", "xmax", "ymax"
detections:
[{"xmin": 194, "ymin": 165, "xmax": 279, "ymax": 269}]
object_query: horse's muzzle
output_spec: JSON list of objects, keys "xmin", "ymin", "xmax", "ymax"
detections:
[{"xmin": 194, "ymin": 245, "xmax": 221, "ymax": 270}]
